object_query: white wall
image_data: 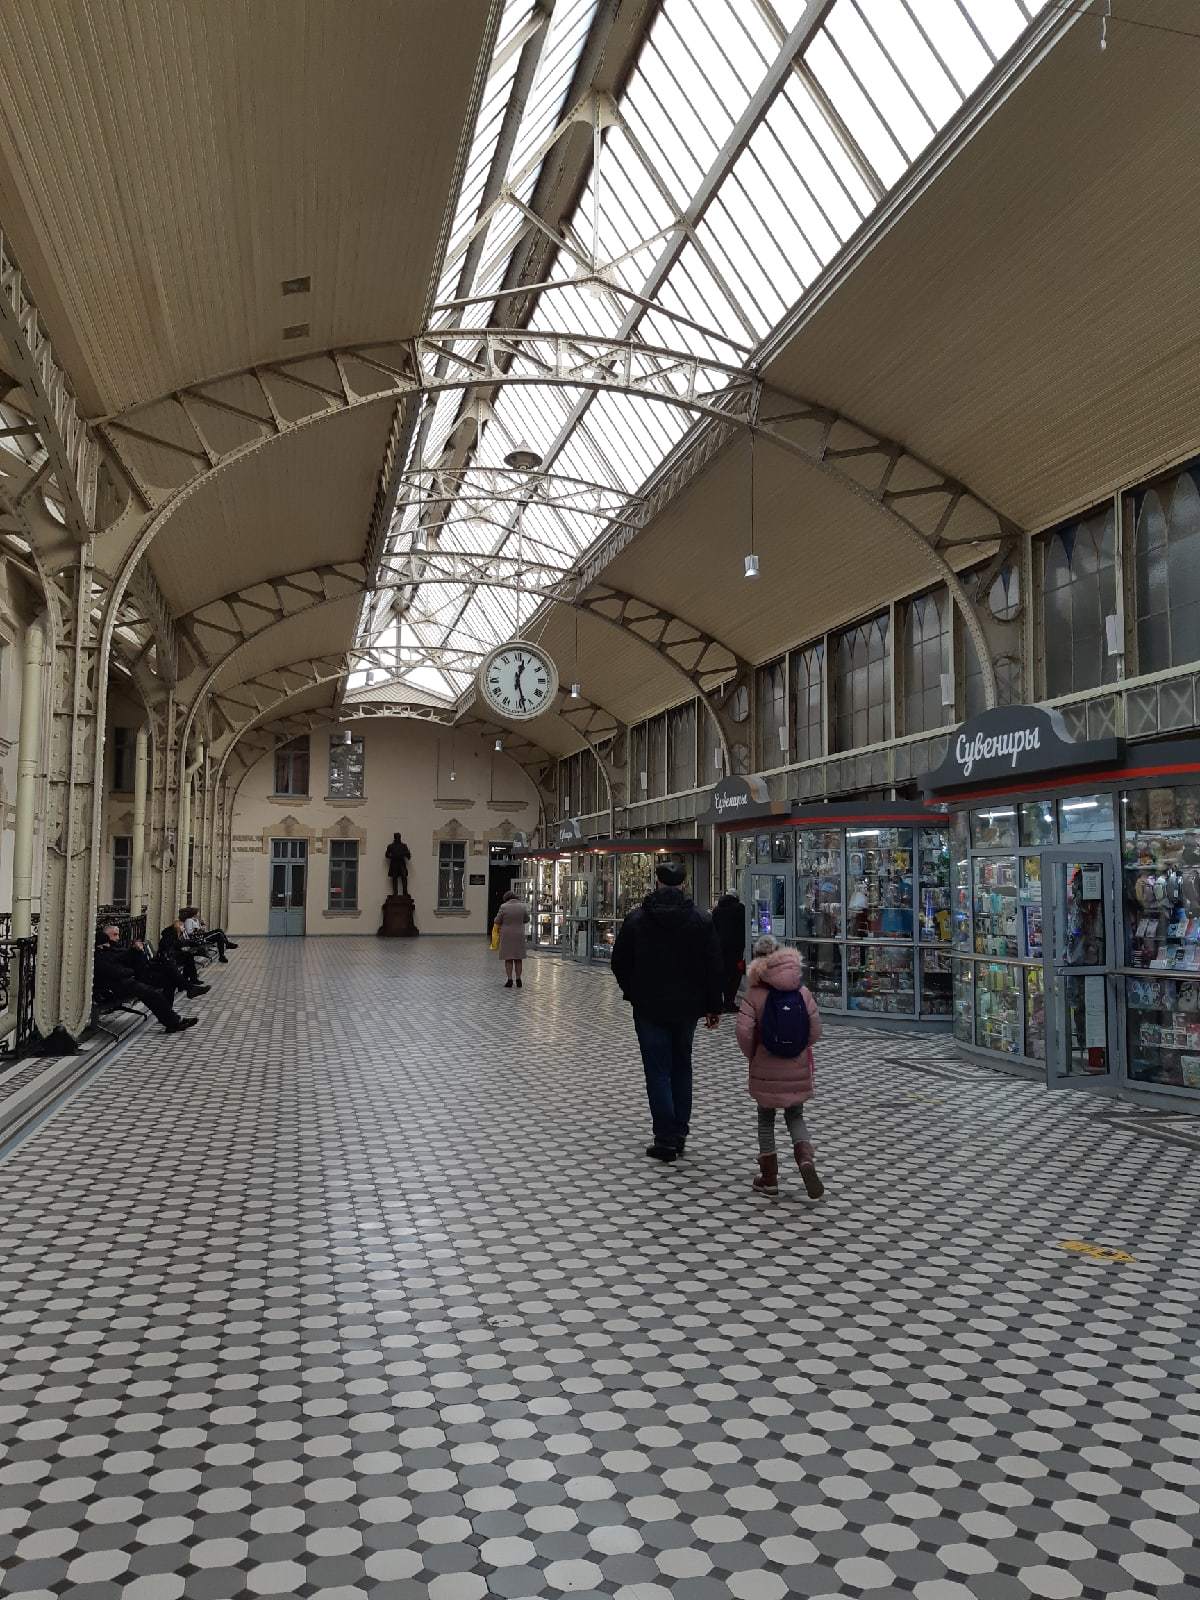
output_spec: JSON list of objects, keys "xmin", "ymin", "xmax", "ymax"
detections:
[{"xmin": 227, "ymin": 719, "xmax": 541, "ymax": 936}]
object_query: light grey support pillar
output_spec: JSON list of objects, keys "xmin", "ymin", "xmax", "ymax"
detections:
[
  {"xmin": 12, "ymin": 619, "xmax": 45, "ymax": 939},
  {"xmin": 131, "ymin": 723, "xmax": 149, "ymax": 912},
  {"xmin": 34, "ymin": 551, "xmax": 109, "ymax": 1049}
]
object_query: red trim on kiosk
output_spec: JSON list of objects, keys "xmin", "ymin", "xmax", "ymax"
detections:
[{"xmin": 932, "ymin": 757, "xmax": 1200, "ymax": 806}]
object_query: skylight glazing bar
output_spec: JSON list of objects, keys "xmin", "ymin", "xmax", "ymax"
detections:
[
  {"xmin": 954, "ymin": 0, "xmax": 1001, "ymax": 64},
  {"xmin": 895, "ymin": 0, "xmax": 970, "ymax": 97},
  {"xmin": 848, "ymin": 1, "xmax": 939, "ymax": 137},
  {"xmin": 820, "ymin": 21, "xmax": 912, "ymax": 167}
]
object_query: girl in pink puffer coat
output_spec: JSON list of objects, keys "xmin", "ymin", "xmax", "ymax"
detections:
[{"xmin": 735, "ymin": 935, "xmax": 824, "ymax": 1199}]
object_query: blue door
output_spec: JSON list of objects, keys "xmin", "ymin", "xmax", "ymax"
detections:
[{"xmin": 269, "ymin": 839, "xmax": 307, "ymax": 935}]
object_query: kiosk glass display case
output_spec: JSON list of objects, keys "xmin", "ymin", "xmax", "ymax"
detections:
[
  {"xmin": 796, "ymin": 940, "xmax": 843, "ymax": 1007},
  {"xmin": 847, "ymin": 943, "xmax": 915, "ymax": 1014},
  {"xmin": 723, "ymin": 805, "xmax": 951, "ymax": 1025},
  {"xmin": 796, "ymin": 830, "xmax": 842, "ymax": 939},
  {"xmin": 1122, "ymin": 783, "xmax": 1200, "ymax": 1090},
  {"xmin": 846, "ymin": 828, "xmax": 914, "ymax": 939}
]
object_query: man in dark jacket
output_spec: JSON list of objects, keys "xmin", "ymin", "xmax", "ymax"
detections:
[
  {"xmin": 711, "ymin": 892, "xmax": 747, "ymax": 1013},
  {"xmin": 96, "ymin": 920, "xmax": 183, "ymax": 1002},
  {"xmin": 94, "ymin": 942, "xmax": 198, "ymax": 1034},
  {"xmin": 611, "ymin": 860, "xmax": 723, "ymax": 1163}
]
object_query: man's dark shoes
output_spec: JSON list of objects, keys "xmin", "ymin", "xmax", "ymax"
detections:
[
  {"xmin": 225, "ymin": 941, "xmax": 238, "ymax": 949},
  {"xmin": 165, "ymin": 1016, "xmax": 199, "ymax": 1033},
  {"xmin": 186, "ymin": 983, "xmax": 210, "ymax": 997},
  {"xmin": 218, "ymin": 955, "xmax": 229, "ymax": 963},
  {"xmin": 645, "ymin": 1142, "xmax": 678, "ymax": 1163},
  {"xmin": 675, "ymin": 1138, "xmax": 686, "ymax": 1158}
]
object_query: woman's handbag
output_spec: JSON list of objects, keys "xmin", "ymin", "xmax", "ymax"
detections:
[{"xmin": 490, "ymin": 924, "xmax": 500, "ymax": 951}]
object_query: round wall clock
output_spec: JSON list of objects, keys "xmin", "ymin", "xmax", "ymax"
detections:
[{"xmin": 478, "ymin": 640, "xmax": 559, "ymax": 720}]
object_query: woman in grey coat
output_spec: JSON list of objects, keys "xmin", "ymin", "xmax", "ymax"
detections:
[{"xmin": 493, "ymin": 890, "xmax": 531, "ymax": 988}]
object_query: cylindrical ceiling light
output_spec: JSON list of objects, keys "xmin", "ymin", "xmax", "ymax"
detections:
[{"xmin": 744, "ymin": 430, "xmax": 759, "ymax": 578}]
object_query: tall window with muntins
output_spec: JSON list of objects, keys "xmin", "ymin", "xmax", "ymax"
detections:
[
  {"xmin": 903, "ymin": 589, "xmax": 951, "ymax": 735},
  {"xmin": 112, "ymin": 836, "xmax": 132, "ymax": 908},
  {"xmin": 581, "ymin": 749, "xmax": 599, "ymax": 816},
  {"xmin": 666, "ymin": 701, "xmax": 696, "ymax": 793},
  {"xmin": 698, "ymin": 698, "xmax": 721, "ymax": 784},
  {"xmin": 112, "ymin": 726, "xmax": 135, "ymax": 792},
  {"xmin": 437, "ymin": 841, "xmax": 467, "ymax": 910},
  {"xmin": 328, "ymin": 734, "xmax": 365, "ymax": 798},
  {"xmin": 789, "ymin": 642, "xmax": 824, "ymax": 763},
  {"xmin": 755, "ymin": 658, "xmax": 787, "ymax": 769},
  {"xmin": 964, "ymin": 568, "xmax": 1022, "ymax": 717},
  {"xmin": 630, "ymin": 721, "xmax": 649, "ymax": 800},
  {"xmin": 647, "ymin": 714, "xmax": 667, "ymax": 799},
  {"xmin": 328, "ymin": 840, "xmax": 359, "ymax": 911},
  {"xmin": 273, "ymin": 735, "xmax": 310, "ymax": 797},
  {"xmin": 1042, "ymin": 509, "xmax": 1117, "ymax": 697},
  {"xmin": 1134, "ymin": 463, "xmax": 1200, "ymax": 674},
  {"xmin": 833, "ymin": 613, "xmax": 891, "ymax": 752}
]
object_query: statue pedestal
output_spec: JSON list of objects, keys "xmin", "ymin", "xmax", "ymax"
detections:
[{"xmin": 377, "ymin": 894, "xmax": 419, "ymax": 937}]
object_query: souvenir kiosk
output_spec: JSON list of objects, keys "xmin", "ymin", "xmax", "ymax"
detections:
[
  {"xmin": 923, "ymin": 705, "xmax": 1200, "ymax": 1102},
  {"xmin": 513, "ymin": 829, "xmax": 707, "ymax": 963},
  {"xmin": 705, "ymin": 776, "xmax": 953, "ymax": 1026}
]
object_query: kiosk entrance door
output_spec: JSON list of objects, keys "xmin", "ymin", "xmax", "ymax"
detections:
[
  {"xmin": 745, "ymin": 867, "xmax": 793, "ymax": 953},
  {"xmin": 1042, "ymin": 849, "xmax": 1122, "ymax": 1091}
]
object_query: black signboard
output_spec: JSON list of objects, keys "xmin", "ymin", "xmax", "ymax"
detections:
[
  {"xmin": 701, "ymin": 774, "xmax": 782, "ymax": 825},
  {"xmin": 922, "ymin": 705, "xmax": 1123, "ymax": 794}
]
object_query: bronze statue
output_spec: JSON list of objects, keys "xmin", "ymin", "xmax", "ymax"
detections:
[{"xmin": 385, "ymin": 833, "xmax": 411, "ymax": 897}]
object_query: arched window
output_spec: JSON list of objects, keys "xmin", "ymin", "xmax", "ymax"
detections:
[
  {"xmin": 964, "ymin": 567, "xmax": 1022, "ymax": 717},
  {"xmin": 902, "ymin": 588, "xmax": 950, "ymax": 734},
  {"xmin": 1042, "ymin": 507, "xmax": 1117, "ymax": 697},
  {"xmin": 789, "ymin": 643, "xmax": 824, "ymax": 763},
  {"xmin": 1134, "ymin": 466, "xmax": 1200, "ymax": 673},
  {"xmin": 833, "ymin": 612, "xmax": 890, "ymax": 752},
  {"xmin": 754, "ymin": 658, "xmax": 787, "ymax": 768}
]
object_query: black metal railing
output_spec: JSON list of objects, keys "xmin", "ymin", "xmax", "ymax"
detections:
[
  {"xmin": 96, "ymin": 906, "xmax": 148, "ymax": 946},
  {"xmin": 0, "ymin": 931, "xmax": 37, "ymax": 1064}
]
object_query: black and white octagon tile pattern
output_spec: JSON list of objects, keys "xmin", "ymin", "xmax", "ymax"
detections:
[{"xmin": 1, "ymin": 937, "xmax": 1199, "ymax": 1599}]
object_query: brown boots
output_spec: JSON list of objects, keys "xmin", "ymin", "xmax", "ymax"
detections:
[
  {"xmin": 752, "ymin": 1144, "xmax": 825, "ymax": 1199},
  {"xmin": 752, "ymin": 1152, "xmax": 779, "ymax": 1196},
  {"xmin": 795, "ymin": 1141, "xmax": 825, "ymax": 1199}
]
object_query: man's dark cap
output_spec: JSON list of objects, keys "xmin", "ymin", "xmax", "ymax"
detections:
[{"xmin": 655, "ymin": 860, "xmax": 686, "ymax": 887}]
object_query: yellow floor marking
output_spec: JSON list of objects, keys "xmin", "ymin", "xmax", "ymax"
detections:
[{"xmin": 1058, "ymin": 1239, "xmax": 1135, "ymax": 1264}]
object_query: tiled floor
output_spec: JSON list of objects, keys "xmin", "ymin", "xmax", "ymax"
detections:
[{"xmin": 2, "ymin": 937, "xmax": 1200, "ymax": 1600}]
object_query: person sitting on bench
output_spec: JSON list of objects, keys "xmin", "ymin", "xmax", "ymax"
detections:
[
  {"xmin": 180, "ymin": 906, "xmax": 238, "ymax": 963},
  {"xmin": 95, "ymin": 920, "xmax": 204, "ymax": 1002},
  {"xmin": 94, "ymin": 941, "xmax": 198, "ymax": 1034},
  {"xmin": 158, "ymin": 918, "xmax": 210, "ymax": 994}
]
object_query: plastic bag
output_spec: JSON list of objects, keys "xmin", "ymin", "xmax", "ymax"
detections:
[{"xmin": 490, "ymin": 924, "xmax": 500, "ymax": 951}]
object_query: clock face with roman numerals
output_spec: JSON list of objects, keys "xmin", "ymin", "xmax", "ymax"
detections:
[{"xmin": 478, "ymin": 641, "xmax": 559, "ymax": 721}]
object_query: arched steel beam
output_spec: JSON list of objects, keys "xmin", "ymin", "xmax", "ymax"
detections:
[
  {"xmin": 0, "ymin": 230, "xmax": 100, "ymax": 538},
  {"xmin": 170, "ymin": 555, "xmax": 749, "ymax": 772}
]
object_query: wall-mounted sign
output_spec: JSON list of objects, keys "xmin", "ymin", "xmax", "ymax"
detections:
[
  {"xmin": 468, "ymin": 873, "xmax": 486, "ymax": 886},
  {"xmin": 557, "ymin": 817, "xmax": 584, "ymax": 847},
  {"xmin": 510, "ymin": 832, "xmax": 529, "ymax": 850},
  {"xmin": 922, "ymin": 706, "xmax": 1123, "ymax": 794},
  {"xmin": 702, "ymin": 774, "xmax": 782, "ymax": 826}
]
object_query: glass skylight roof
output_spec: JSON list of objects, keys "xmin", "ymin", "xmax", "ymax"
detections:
[{"xmin": 351, "ymin": 0, "xmax": 1050, "ymax": 701}]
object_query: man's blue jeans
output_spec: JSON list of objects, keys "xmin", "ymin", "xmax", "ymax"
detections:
[{"xmin": 633, "ymin": 1014, "xmax": 696, "ymax": 1149}]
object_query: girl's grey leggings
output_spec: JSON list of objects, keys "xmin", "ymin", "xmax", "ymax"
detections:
[{"xmin": 758, "ymin": 1104, "xmax": 810, "ymax": 1153}]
